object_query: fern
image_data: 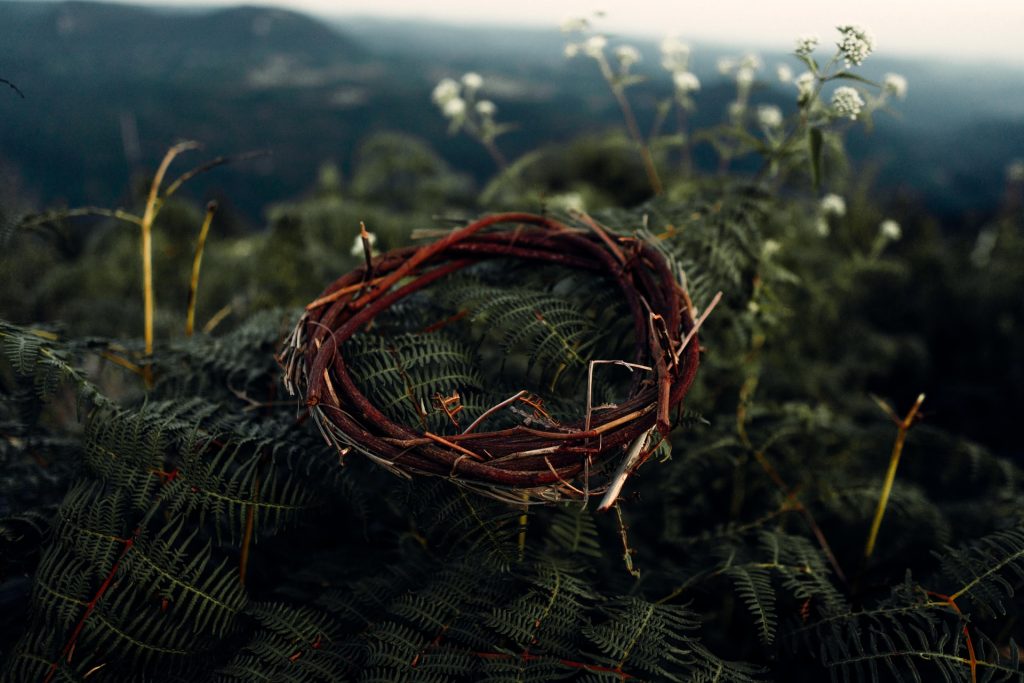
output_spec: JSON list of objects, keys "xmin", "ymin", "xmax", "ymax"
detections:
[{"xmin": 936, "ymin": 525, "xmax": 1024, "ymax": 620}]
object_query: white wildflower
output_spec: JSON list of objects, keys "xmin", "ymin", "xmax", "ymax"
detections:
[
  {"xmin": 736, "ymin": 66, "xmax": 755, "ymax": 89},
  {"xmin": 837, "ymin": 25, "xmax": 874, "ymax": 67},
  {"xmin": 831, "ymin": 86, "xmax": 865, "ymax": 120},
  {"xmin": 548, "ymin": 192, "xmax": 586, "ymax": 213},
  {"xmin": 739, "ymin": 53, "xmax": 762, "ymax": 71},
  {"xmin": 583, "ymin": 35, "xmax": 607, "ymax": 58},
  {"xmin": 350, "ymin": 231, "xmax": 378, "ymax": 257},
  {"xmin": 757, "ymin": 105, "xmax": 783, "ymax": 130},
  {"xmin": 879, "ymin": 219, "xmax": 902, "ymax": 241},
  {"xmin": 672, "ymin": 71, "xmax": 701, "ymax": 93},
  {"xmin": 564, "ymin": 43, "xmax": 580, "ymax": 58},
  {"xmin": 442, "ymin": 97, "xmax": 466, "ymax": 119},
  {"xmin": 560, "ymin": 16, "xmax": 588, "ymax": 34},
  {"xmin": 883, "ymin": 73, "xmax": 908, "ymax": 99},
  {"xmin": 1008, "ymin": 159, "xmax": 1024, "ymax": 182},
  {"xmin": 776, "ymin": 64, "xmax": 793, "ymax": 83},
  {"xmin": 820, "ymin": 193, "xmax": 847, "ymax": 217},
  {"xmin": 475, "ymin": 100, "xmax": 496, "ymax": 117},
  {"xmin": 614, "ymin": 45, "xmax": 641, "ymax": 69},
  {"xmin": 431, "ymin": 78, "xmax": 460, "ymax": 106},
  {"xmin": 660, "ymin": 35, "xmax": 690, "ymax": 71},
  {"xmin": 762, "ymin": 239, "xmax": 782, "ymax": 257},
  {"xmin": 795, "ymin": 34, "xmax": 819, "ymax": 57},
  {"xmin": 795, "ymin": 71, "xmax": 816, "ymax": 100},
  {"xmin": 461, "ymin": 72, "xmax": 483, "ymax": 91},
  {"xmin": 717, "ymin": 57, "xmax": 736, "ymax": 75}
]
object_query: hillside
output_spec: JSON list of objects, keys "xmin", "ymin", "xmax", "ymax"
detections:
[{"xmin": 1, "ymin": 1, "xmax": 1022, "ymax": 226}]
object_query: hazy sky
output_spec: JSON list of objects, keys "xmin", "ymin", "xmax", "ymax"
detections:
[{"xmin": 125, "ymin": 0, "xmax": 1024, "ymax": 64}]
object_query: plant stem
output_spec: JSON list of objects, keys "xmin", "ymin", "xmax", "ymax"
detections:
[
  {"xmin": 140, "ymin": 141, "xmax": 200, "ymax": 385},
  {"xmin": 596, "ymin": 57, "xmax": 662, "ymax": 196},
  {"xmin": 185, "ymin": 201, "xmax": 217, "ymax": 337},
  {"xmin": 864, "ymin": 393, "xmax": 926, "ymax": 562}
]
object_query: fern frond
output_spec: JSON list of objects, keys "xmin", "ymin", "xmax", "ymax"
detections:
[
  {"xmin": 727, "ymin": 565, "xmax": 778, "ymax": 646},
  {"xmin": 938, "ymin": 525, "xmax": 1024, "ymax": 619}
]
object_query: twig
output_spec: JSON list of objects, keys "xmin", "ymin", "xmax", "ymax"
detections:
[
  {"xmin": 613, "ymin": 502, "xmax": 641, "ymax": 578},
  {"xmin": 185, "ymin": 201, "xmax": 218, "ymax": 336},
  {"xmin": 423, "ymin": 432, "xmax": 485, "ymax": 462},
  {"xmin": 585, "ymin": 361, "xmax": 652, "ymax": 431},
  {"xmin": 162, "ymin": 149, "xmax": 269, "ymax": 200},
  {"xmin": 462, "ymin": 390, "xmax": 528, "ymax": 434},
  {"xmin": 673, "ymin": 290, "xmax": 723, "ymax": 364},
  {"xmin": 597, "ymin": 428, "xmax": 652, "ymax": 512},
  {"xmin": 864, "ymin": 393, "xmax": 926, "ymax": 562},
  {"xmin": 19, "ymin": 206, "xmax": 142, "ymax": 228},
  {"xmin": 305, "ymin": 274, "xmax": 390, "ymax": 310},
  {"xmin": 202, "ymin": 304, "xmax": 233, "ymax": 334}
]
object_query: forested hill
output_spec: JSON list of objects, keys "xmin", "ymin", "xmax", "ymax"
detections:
[
  {"xmin": 1, "ymin": 1, "xmax": 1022, "ymax": 227},
  {"xmin": 0, "ymin": 2, "xmax": 365, "ymax": 77}
]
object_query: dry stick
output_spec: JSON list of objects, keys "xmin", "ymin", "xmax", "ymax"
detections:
[
  {"xmin": 673, "ymin": 291, "xmax": 723, "ymax": 364},
  {"xmin": 20, "ymin": 206, "xmax": 142, "ymax": 228},
  {"xmin": 202, "ymin": 304, "xmax": 233, "ymax": 334},
  {"xmin": 358, "ymin": 221, "xmax": 374, "ymax": 274},
  {"xmin": 597, "ymin": 428, "xmax": 653, "ymax": 512},
  {"xmin": 613, "ymin": 502, "xmax": 641, "ymax": 578},
  {"xmin": 864, "ymin": 393, "xmax": 926, "ymax": 562},
  {"xmin": 140, "ymin": 140, "xmax": 201, "ymax": 385},
  {"xmin": 185, "ymin": 201, "xmax": 218, "ymax": 336},
  {"xmin": 162, "ymin": 149, "xmax": 270, "ymax": 200},
  {"xmin": 462, "ymin": 390, "xmax": 528, "ymax": 434},
  {"xmin": 305, "ymin": 274, "xmax": 391, "ymax": 311},
  {"xmin": 585, "ymin": 361, "xmax": 652, "ymax": 431}
]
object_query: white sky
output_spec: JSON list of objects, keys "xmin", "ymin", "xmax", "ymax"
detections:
[{"xmin": 143, "ymin": 0, "xmax": 1024, "ymax": 64}]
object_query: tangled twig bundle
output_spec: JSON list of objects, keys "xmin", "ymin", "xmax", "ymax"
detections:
[{"xmin": 282, "ymin": 212, "xmax": 707, "ymax": 505}]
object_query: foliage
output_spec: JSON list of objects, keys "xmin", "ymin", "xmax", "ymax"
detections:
[{"xmin": 2, "ymin": 16, "xmax": 1024, "ymax": 683}]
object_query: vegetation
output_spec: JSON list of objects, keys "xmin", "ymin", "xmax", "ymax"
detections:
[{"xmin": 2, "ymin": 10, "xmax": 1024, "ymax": 683}]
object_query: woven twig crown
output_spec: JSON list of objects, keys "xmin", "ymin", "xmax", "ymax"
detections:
[{"xmin": 282, "ymin": 212, "xmax": 703, "ymax": 505}]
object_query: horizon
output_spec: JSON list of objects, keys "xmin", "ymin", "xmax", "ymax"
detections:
[{"xmin": 10, "ymin": 0, "xmax": 1024, "ymax": 66}]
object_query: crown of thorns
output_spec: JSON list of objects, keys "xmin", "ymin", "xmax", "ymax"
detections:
[{"xmin": 282, "ymin": 212, "xmax": 715, "ymax": 507}]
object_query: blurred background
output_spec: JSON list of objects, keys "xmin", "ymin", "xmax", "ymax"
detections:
[{"xmin": 1, "ymin": 0, "xmax": 1022, "ymax": 229}]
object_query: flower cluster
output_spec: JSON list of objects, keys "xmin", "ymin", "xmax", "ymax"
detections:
[
  {"xmin": 836, "ymin": 25, "xmax": 874, "ymax": 67},
  {"xmin": 660, "ymin": 36, "xmax": 690, "ymax": 72},
  {"xmin": 718, "ymin": 53, "xmax": 761, "ymax": 120},
  {"xmin": 820, "ymin": 193, "xmax": 847, "ymax": 217},
  {"xmin": 879, "ymin": 219, "xmax": 902, "ymax": 241},
  {"xmin": 432, "ymin": 73, "xmax": 498, "ymax": 134},
  {"xmin": 795, "ymin": 34, "xmax": 819, "ymax": 57},
  {"xmin": 660, "ymin": 35, "xmax": 700, "ymax": 101},
  {"xmin": 757, "ymin": 105, "xmax": 783, "ymax": 131},
  {"xmin": 883, "ymin": 73, "xmax": 908, "ymax": 99},
  {"xmin": 831, "ymin": 86, "xmax": 865, "ymax": 120},
  {"xmin": 794, "ymin": 71, "xmax": 816, "ymax": 102},
  {"xmin": 614, "ymin": 45, "xmax": 641, "ymax": 69}
]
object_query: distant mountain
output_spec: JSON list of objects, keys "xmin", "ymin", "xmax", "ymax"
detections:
[
  {"xmin": 0, "ymin": 1, "xmax": 1021, "ymax": 227},
  {"xmin": 0, "ymin": 2, "xmax": 365, "ymax": 81}
]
